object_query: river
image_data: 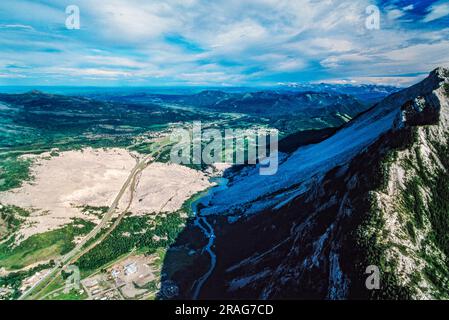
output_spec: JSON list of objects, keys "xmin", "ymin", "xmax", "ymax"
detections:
[{"xmin": 191, "ymin": 176, "xmax": 228, "ymax": 299}]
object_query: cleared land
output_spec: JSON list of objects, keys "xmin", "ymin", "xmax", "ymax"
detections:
[
  {"xmin": 0, "ymin": 148, "xmax": 137, "ymax": 242},
  {"xmin": 119, "ymin": 162, "xmax": 211, "ymax": 215},
  {"xmin": 0, "ymin": 147, "xmax": 212, "ymax": 269}
]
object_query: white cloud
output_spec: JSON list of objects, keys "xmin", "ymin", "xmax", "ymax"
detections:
[
  {"xmin": 318, "ymin": 75, "xmax": 425, "ymax": 86},
  {"xmin": 209, "ymin": 20, "xmax": 267, "ymax": 49},
  {"xmin": 271, "ymin": 59, "xmax": 305, "ymax": 72},
  {"xmin": 65, "ymin": 68, "xmax": 132, "ymax": 78},
  {"xmin": 0, "ymin": 24, "xmax": 35, "ymax": 31},
  {"xmin": 82, "ymin": 55, "xmax": 146, "ymax": 69},
  {"xmin": 320, "ymin": 53, "xmax": 370, "ymax": 69},
  {"xmin": 387, "ymin": 9, "xmax": 405, "ymax": 20},
  {"xmin": 89, "ymin": 1, "xmax": 180, "ymax": 42},
  {"xmin": 423, "ymin": 1, "xmax": 449, "ymax": 22}
]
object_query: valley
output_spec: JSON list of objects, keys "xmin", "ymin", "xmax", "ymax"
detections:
[
  {"xmin": 0, "ymin": 86, "xmax": 375, "ymax": 300},
  {"xmin": 2, "ymin": 73, "xmax": 443, "ymax": 300},
  {"xmin": 1, "ymin": 0, "xmax": 448, "ymax": 305}
]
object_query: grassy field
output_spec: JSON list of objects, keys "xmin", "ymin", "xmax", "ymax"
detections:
[
  {"xmin": 46, "ymin": 289, "xmax": 87, "ymax": 300},
  {"xmin": 0, "ymin": 218, "xmax": 94, "ymax": 270}
]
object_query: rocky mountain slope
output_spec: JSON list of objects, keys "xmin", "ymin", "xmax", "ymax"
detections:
[{"xmin": 166, "ymin": 67, "xmax": 449, "ymax": 299}]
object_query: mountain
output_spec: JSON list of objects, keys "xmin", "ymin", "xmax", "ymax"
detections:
[
  {"xmin": 84, "ymin": 89, "xmax": 368, "ymax": 120},
  {"xmin": 74, "ymin": 88, "xmax": 372, "ymax": 135},
  {"xmin": 165, "ymin": 90, "xmax": 365, "ymax": 117},
  {"xmin": 78, "ymin": 83, "xmax": 397, "ymax": 106},
  {"xmin": 278, "ymin": 83, "xmax": 400, "ymax": 105},
  {"xmin": 164, "ymin": 90, "xmax": 370, "ymax": 134},
  {"xmin": 0, "ymin": 90, "xmax": 170, "ymax": 123},
  {"xmin": 163, "ymin": 67, "xmax": 449, "ymax": 299},
  {"xmin": 0, "ymin": 90, "xmax": 204, "ymax": 149}
]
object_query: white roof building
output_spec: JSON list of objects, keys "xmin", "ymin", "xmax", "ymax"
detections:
[{"xmin": 124, "ymin": 262, "xmax": 137, "ymax": 275}]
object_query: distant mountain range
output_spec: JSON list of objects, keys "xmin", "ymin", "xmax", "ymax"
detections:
[
  {"xmin": 162, "ymin": 90, "xmax": 365, "ymax": 116},
  {"xmin": 0, "ymin": 83, "xmax": 399, "ymax": 106},
  {"xmin": 86, "ymin": 88, "xmax": 376, "ymax": 134},
  {"xmin": 0, "ymin": 87, "xmax": 377, "ymax": 137},
  {"xmin": 277, "ymin": 83, "xmax": 400, "ymax": 105}
]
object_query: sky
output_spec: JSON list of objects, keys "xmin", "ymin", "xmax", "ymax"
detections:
[{"xmin": 0, "ymin": 0, "xmax": 448, "ymax": 87}]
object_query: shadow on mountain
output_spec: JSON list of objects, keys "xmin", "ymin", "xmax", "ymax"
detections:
[{"xmin": 157, "ymin": 126, "xmax": 345, "ymax": 299}]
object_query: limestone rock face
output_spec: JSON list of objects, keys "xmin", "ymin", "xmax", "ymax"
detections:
[{"xmin": 172, "ymin": 68, "xmax": 449, "ymax": 300}]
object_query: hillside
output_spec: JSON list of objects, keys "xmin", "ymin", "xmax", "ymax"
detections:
[
  {"xmin": 164, "ymin": 67, "xmax": 449, "ymax": 299},
  {"xmin": 171, "ymin": 90, "xmax": 368, "ymax": 133},
  {"xmin": 88, "ymin": 89, "xmax": 371, "ymax": 134}
]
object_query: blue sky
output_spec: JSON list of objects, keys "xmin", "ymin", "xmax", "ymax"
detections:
[{"xmin": 0, "ymin": 0, "xmax": 448, "ymax": 87}]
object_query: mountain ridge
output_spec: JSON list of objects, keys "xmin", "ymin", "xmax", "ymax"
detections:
[
  {"xmin": 164, "ymin": 67, "xmax": 449, "ymax": 299},
  {"xmin": 201, "ymin": 68, "xmax": 449, "ymax": 217}
]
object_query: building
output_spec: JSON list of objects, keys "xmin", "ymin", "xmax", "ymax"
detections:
[
  {"xmin": 124, "ymin": 262, "xmax": 137, "ymax": 276},
  {"xmin": 111, "ymin": 269, "xmax": 121, "ymax": 278}
]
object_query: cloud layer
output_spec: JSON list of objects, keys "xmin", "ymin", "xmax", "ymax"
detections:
[{"xmin": 0, "ymin": 0, "xmax": 448, "ymax": 86}]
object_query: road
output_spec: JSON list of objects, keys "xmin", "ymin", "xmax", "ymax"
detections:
[{"xmin": 18, "ymin": 147, "xmax": 164, "ymax": 300}]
